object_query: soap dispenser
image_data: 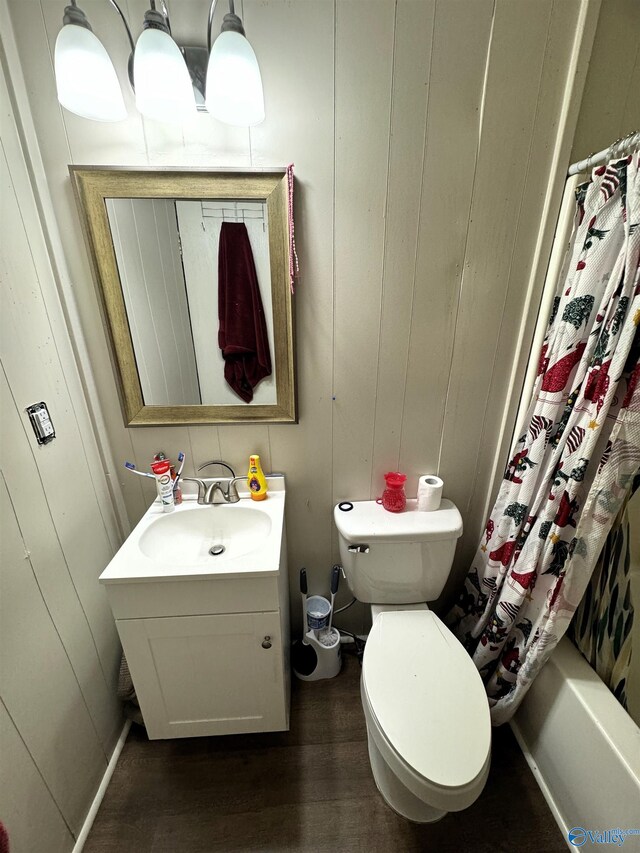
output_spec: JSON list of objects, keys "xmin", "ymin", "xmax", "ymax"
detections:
[{"xmin": 247, "ymin": 454, "xmax": 268, "ymax": 501}]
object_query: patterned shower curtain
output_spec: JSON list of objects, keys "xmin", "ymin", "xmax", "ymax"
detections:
[{"xmin": 447, "ymin": 152, "xmax": 640, "ymax": 725}]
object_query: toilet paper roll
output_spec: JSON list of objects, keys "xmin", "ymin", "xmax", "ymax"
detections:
[{"xmin": 416, "ymin": 475, "xmax": 443, "ymax": 512}]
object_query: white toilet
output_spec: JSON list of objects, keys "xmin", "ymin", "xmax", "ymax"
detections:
[{"xmin": 334, "ymin": 498, "xmax": 491, "ymax": 823}]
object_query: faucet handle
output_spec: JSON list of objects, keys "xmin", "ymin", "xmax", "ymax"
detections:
[
  {"xmin": 225, "ymin": 476, "xmax": 246, "ymax": 504},
  {"xmin": 182, "ymin": 477, "xmax": 207, "ymax": 504}
]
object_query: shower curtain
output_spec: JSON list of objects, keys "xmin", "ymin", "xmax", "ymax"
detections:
[{"xmin": 447, "ymin": 152, "xmax": 640, "ymax": 725}]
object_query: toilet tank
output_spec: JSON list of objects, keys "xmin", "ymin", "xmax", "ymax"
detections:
[{"xmin": 333, "ymin": 499, "xmax": 463, "ymax": 604}]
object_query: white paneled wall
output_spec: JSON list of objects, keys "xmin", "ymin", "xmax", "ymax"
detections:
[
  {"xmin": 107, "ymin": 197, "xmax": 201, "ymax": 405},
  {"xmin": 0, "ymin": 55, "xmax": 123, "ymax": 852},
  {"xmin": 6, "ymin": 0, "xmax": 599, "ymax": 646},
  {"xmin": 571, "ymin": 0, "xmax": 640, "ymax": 162}
]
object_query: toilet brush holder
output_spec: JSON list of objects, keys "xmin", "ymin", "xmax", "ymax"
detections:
[{"xmin": 293, "ymin": 627, "xmax": 341, "ymax": 681}]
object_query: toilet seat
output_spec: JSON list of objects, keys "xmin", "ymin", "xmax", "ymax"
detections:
[{"xmin": 361, "ymin": 610, "xmax": 491, "ymax": 812}]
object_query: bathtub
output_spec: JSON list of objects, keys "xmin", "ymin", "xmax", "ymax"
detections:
[{"xmin": 511, "ymin": 637, "xmax": 640, "ymax": 846}]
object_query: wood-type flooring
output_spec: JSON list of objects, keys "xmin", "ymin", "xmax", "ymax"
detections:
[{"xmin": 85, "ymin": 651, "xmax": 566, "ymax": 852}]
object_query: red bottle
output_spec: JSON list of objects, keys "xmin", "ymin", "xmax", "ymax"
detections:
[{"xmin": 377, "ymin": 472, "xmax": 407, "ymax": 513}]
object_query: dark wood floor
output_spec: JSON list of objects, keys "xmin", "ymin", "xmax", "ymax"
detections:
[{"xmin": 85, "ymin": 652, "xmax": 566, "ymax": 852}]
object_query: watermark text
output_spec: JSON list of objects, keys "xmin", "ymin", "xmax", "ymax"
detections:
[{"xmin": 568, "ymin": 828, "xmax": 640, "ymax": 848}]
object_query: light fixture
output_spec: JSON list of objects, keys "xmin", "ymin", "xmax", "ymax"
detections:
[
  {"xmin": 205, "ymin": 0, "xmax": 265, "ymax": 127},
  {"xmin": 53, "ymin": 0, "xmax": 265, "ymax": 127},
  {"xmin": 133, "ymin": 7, "xmax": 196, "ymax": 123},
  {"xmin": 54, "ymin": 1, "xmax": 126, "ymax": 122}
]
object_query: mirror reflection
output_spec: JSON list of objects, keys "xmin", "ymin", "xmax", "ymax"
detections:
[
  {"xmin": 106, "ymin": 197, "xmax": 277, "ymax": 407},
  {"xmin": 70, "ymin": 167, "xmax": 296, "ymax": 426}
]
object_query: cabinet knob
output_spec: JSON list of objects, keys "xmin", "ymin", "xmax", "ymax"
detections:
[{"xmin": 262, "ymin": 636, "xmax": 272, "ymax": 649}]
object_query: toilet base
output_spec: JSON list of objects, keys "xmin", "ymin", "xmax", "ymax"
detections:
[{"xmin": 366, "ymin": 730, "xmax": 446, "ymax": 824}]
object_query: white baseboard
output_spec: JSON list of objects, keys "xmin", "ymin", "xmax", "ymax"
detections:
[
  {"xmin": 509, "ymin": 719, "xmax": 571, "ymax": 851},
  {"xmin": 72, "ymin": 719, "xmax": 132, "ymax": 853}
]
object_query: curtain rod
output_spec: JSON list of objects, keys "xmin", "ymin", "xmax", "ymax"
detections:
[{"xmin": 568, "ymin": 130, "xmax": 640, "ymax": 177}]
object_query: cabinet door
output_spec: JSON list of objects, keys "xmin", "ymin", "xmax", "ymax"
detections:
[{"xmin": 116, "ymin": 611, "xmax": 286, "ymax": 739}]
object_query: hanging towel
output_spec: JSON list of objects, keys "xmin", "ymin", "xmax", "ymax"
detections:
[{"xmin": 218, "ymin": 222, "xmax": 272, "ymax": 403}]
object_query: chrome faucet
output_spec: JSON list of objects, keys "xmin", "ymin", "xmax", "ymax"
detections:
[
  {"xmin": 198, "ymin": 460, "xmax": 236, "ymax": 478},
  {"xmin": 183, "ymin": 460, "xmax": 245, "ymax": 505}
]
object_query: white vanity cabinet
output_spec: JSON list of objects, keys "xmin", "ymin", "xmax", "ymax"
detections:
[
  {"xmin": 99, "ymin": 482, "xmax": 290, "ymax": 740},
  {"xmin": 116, "ymin": 605, "xmax": 287, "ymax": 739}
]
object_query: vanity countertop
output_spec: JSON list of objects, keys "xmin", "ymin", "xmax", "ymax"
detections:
[{"xmin": 99, "ymin": 478, "xmax": 286, "ymax": 585}]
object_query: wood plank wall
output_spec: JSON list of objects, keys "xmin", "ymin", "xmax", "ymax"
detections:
[
  {"xmin": 6, "ymin": 0, "xmax": 596, "ymax": 641},
  {"xmin": 106, "ymin": 198, "xmax": 202, "ymax": 405},
  {"xmin": 0, "ymin": 60, "xmax": 123, "ymax": 853},
  {"xmin": 571, "ymin": 0, "xmax": 640, "ymax": 162}
]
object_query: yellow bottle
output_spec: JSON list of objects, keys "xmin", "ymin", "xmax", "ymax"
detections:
[{"xmin": 247, "ymin": 454, "xmax": 268, "ymax": 501}]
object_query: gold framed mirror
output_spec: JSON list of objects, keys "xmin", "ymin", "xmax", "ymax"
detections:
[{"xmin": 71, "ymin": 167, "xmax": 297, "ymax": 426}]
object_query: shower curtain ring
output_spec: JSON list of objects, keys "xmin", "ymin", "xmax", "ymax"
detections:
[{"xmin": 606, "ymin": 138, "xmax": 620, "ymax": 163}]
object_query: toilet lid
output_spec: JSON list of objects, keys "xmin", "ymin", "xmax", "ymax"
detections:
[{"xmin": 362, "ymin": 610, "xmax": 491, "ymax": 789}]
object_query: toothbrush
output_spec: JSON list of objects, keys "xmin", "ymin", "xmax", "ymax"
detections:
[
  {"xmin": 173, "ymin": 451, "xmax": 185, "ymax": 494},
  {"xmin": 300, "ymin": 569, "xmax": 309, "ymax": 643},
  {"xmin": 124, "ymin": 462, "xmax": 155, "ymax": 480}
]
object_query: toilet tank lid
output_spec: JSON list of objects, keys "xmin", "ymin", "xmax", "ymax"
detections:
[{"xmin": 334, "ymin": 498, "xmax": 462, "ymax": 543}]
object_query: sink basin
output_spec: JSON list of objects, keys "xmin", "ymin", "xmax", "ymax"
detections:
[
  {"xmin": 99, "ymin": 476, "xmax": 286, "ymax": 583},
  {"xmin": 139, "ymin": 504, "xmax": 272, "ymax": 565}
]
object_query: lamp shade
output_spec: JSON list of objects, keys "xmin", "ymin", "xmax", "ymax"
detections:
[
  {"xmin": 54, "ymin": 23, "xmax": 126, "ymax": 121},
  {"xmin": 133, "ymin": 27, "xmax": 196, "ymax": 123},
  {"xmin": 205, "ymin": 31, "xmax": 264, "ymax": 126}
]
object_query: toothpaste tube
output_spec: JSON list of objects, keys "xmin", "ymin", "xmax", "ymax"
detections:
[{"xmin": 151, "ymin": 459, "xmax": 175, "ymax": 513}]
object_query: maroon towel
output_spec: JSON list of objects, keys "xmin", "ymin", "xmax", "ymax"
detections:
[{"xmin": 218, "ymin": 222, "xmax": 272, "ymax": 403}]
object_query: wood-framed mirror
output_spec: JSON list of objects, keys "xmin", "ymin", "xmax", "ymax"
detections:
[{"xmin": 71, "ymin": 167, "xmax": 297, "ymax": 426}]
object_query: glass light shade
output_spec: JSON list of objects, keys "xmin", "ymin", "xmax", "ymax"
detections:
[
  {"xmin": 54, "ymin": 24, "xmax": 126, "ymax": 122},
  {"xmin": 134, "ymin": 28, "xmax": 197, "ymax": 123},
  {"xmin": 205, "ymin": 31, "xmax": 265, "ymax": 126}
]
